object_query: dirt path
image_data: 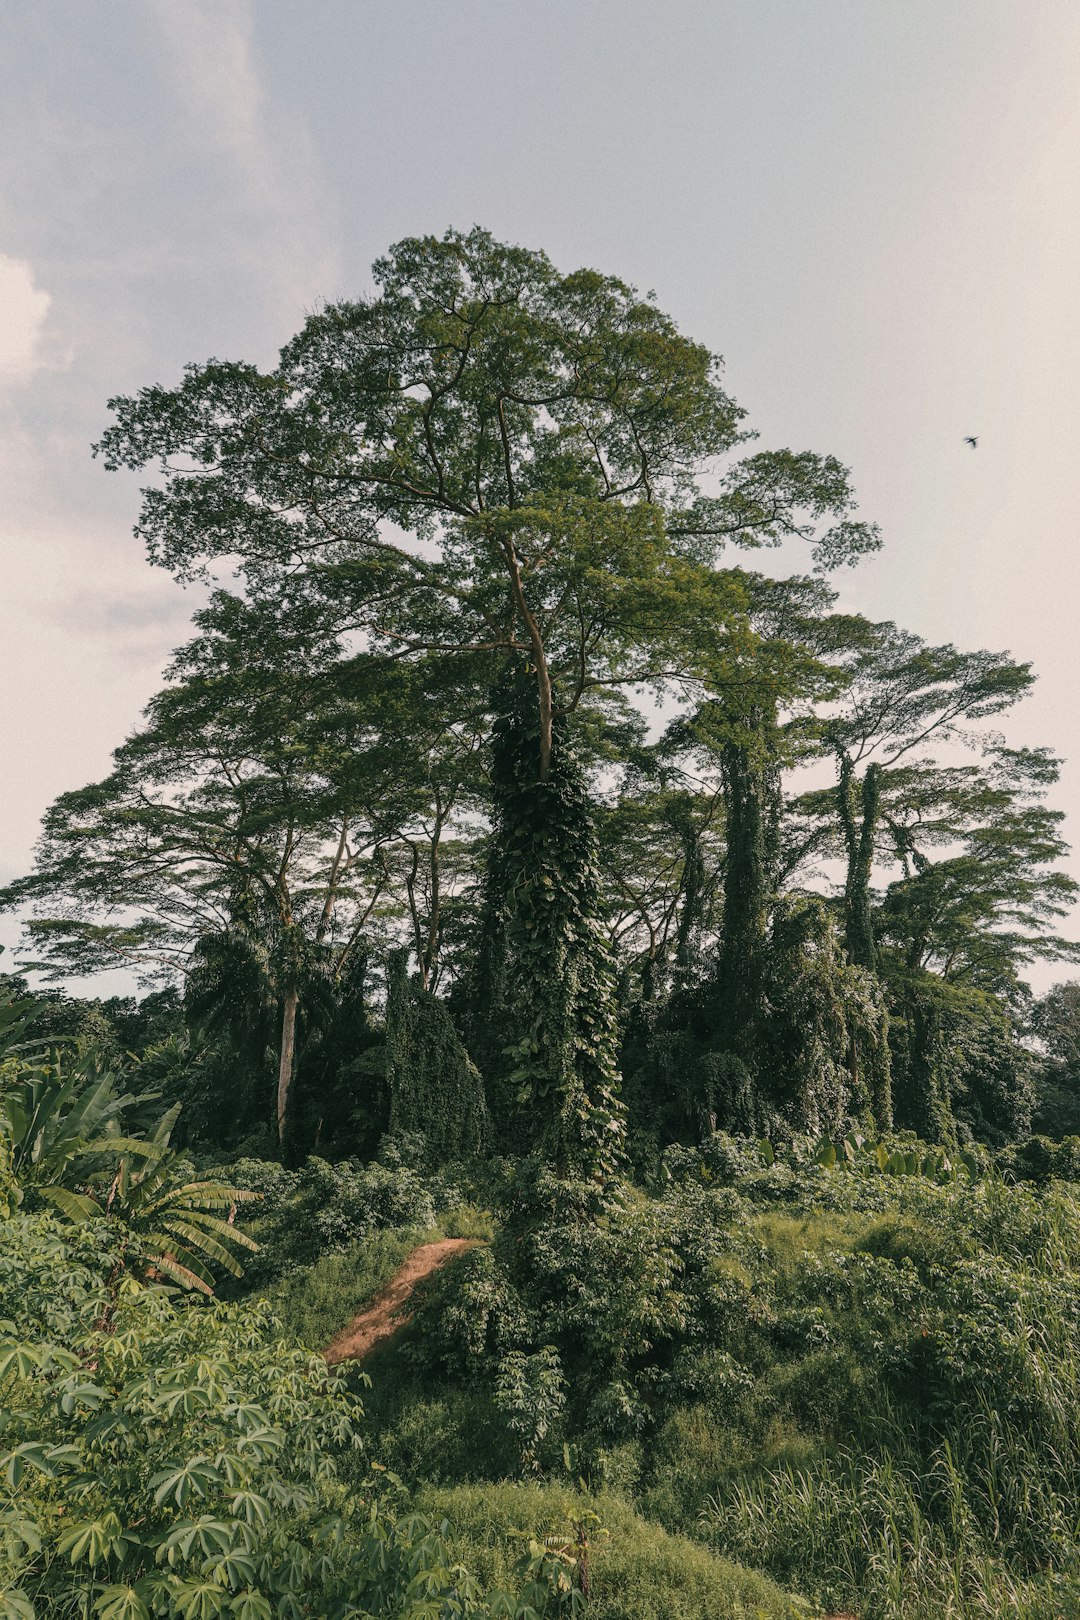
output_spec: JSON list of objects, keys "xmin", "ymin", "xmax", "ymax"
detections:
[{"xmin": 323, "ymin": 1237, "xmax": 478, "ymax": 1365}]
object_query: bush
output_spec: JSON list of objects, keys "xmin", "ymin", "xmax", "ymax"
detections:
[
  {"xmin": 0, "ymin": 1215, "xmax": 583, "ymax": 1620},
  {"xmin": 997, "ymin": 1133, "xmax": 1080, "ymax": 1185},
  {"xmin": 384, "ymin": 1154, "xmax": 1080, "ymax": 1620},
  {"xmin": 225, "ymin": 1154, "xmax": 437, "ymax": 1286}
]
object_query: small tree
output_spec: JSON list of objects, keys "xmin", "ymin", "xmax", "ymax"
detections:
[{"xmin": 806, "ymin": 619, "xmax": 1035, "ymax": 971}]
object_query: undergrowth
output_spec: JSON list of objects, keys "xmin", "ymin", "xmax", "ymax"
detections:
[
  {"xmin": 259, "ymin": 1207, "xmax": 494, "ymax": 1350},
  {"xmin": 299, "ymin": 1140, "xmax": 1080, "ymax": 1620},
  {"xmin": 419, "ymin": 1483, "xmax": 809, "ymax": 1619}
]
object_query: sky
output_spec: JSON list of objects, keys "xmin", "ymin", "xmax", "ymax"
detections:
[{"xmin": 2, "ymin": 0, "xmax": 1079, "ymax": 996}]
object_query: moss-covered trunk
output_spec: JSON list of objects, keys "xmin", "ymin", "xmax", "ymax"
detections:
[{"xmin": 715, "ymin": 707, "xmax": 776, "ymax": 1071}]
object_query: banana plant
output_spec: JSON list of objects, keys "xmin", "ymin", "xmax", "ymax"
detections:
[
  {"xmin": 0, "ymin": 1053, "xmax": 156, "ymax": 1192},
  {"xmin": 97, "ymin": 1102, "xmax": 260, "ymax": 1293},
  {"xmin": 0, "ymin": 1051, "xmax": 259, "ymax": 1292}
]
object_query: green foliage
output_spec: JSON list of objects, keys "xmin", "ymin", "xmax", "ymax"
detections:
[
  {"xmin": 385, "ymin": 951, "xmax": 490, "ymax": 1164},
  {"xmin": 221, "ymin": 1154, "xmax": 438, "ymax": 1289},
  {"xmin": 692, "ymin": 1175, "xmax": 1080, "ymax": 1615},
  {"xmin": 408, "ymin": 1170, "xmax": 732, "ymax": 1468},
  {"xmin": 626, "ymin": 902, "xmax": 893, "ymax": 1150},
  {"xmin": 0, "ymin": 1051, "xmax": 257, "ymax": 1293},
  {"xmin": 0, "ymin": 1216, "xmax": 580, "ymax": 1620},
  {"xmin": 372, "ymin": 1147, "xmax": 1080, "ymax": 1620},
  {"xmin": 996, "ymin": 1132, "xmax": 1080, "ymax": 1186},
  {"xmin": 262, "ymin": 1229, "xmax": 437, "ymax": 1352},
  {"xmin": 493, "ymin": 1348, "xmax": 567, "ymax": 1475},
  {"xmin": 888, "ymin": 968, "xmax": 1034, "ymax": 1146},
  {"xmin": 79, "ymin": 224, "xmax": 895, "ymax": 1153},
  {"xmin": 706, "ymin": 1444, "xmax": 1074, "ymax": 1619},
  {"xmin": 416, "ymin": 1484, "xmax": 807, "ymax": 1620},
  {"xmin": 472, "ymin": 672, "xmax": 625, "ymax": 1184},
  {"xmin": 0, "ymin": 1048, "xmax": 140, "ymax": 1190},
  {"xmin": 1030, "ymin": 979, "xmax": 1080, "ymax": 1138},
  {"xmin": 6, "ymin": 229, "xmax": 1077, "ymax": 1161},
  {"xmin": 9, "ymin": 221, "xmax": 1080, "ymax": 1620},
  {"xmin": 0, "ymin": 983, "xmax": 186, "ymax": 1070},
  {"xmin": 764, "ymin": 899, "xmax": 892, "ymax": 1134}
]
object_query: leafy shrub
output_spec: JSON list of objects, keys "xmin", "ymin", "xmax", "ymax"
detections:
[
  {"xmin": 0, "ymin": 1215, "xmax": 579, "ymax": 1620},
  {"xmin": 389, "ymin": 1153, "xmax": 1080, "ymax": 1619},
  {"xmin": 493, "ymin": 1347, "xmax": 567, "ymax": 1473},
  {"xmin": 225, "ymin": 1154, "xmax": 437, "ymax": 1286},
  {"xmin": 997, "ymin": 1132, "xmax": 1080, "ymax": 1185},
  {"xmin": 362, "ymin": 1385, "xmax": 518, "ymax": 1487}
]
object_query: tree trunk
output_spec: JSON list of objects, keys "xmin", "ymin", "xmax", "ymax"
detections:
[
  {"xmin": 705, "ymin": 704, "xmax": 779, "ymax": 1129},
  {"xmin": 424, "ymin": 828, "xmax": 442, "ymax": 989},
  {"xmin": 500, "ymin": 532, "xmax": 554, "ymax": 778},
  {"xmin": 471, "ymin": 665, "xmax": 624, "ymax": 1182},
  {"xmin": 316, "ymin": 817, "xmax": 350, "ymax": 943},
  {"xmin": 838, "ymin": 755, "xmax": 880, "ymax": 970},
  {"xmin": 673, "ymin": 807, "xmax": 705, "ymax": 986},
  {"xmin": 719, "ymin": 715, "xmax": 772, "ymax": 1015},
  {"xmin": 276, "ymin": 986, "xmax": 299, "ymax": 1145},
  {"xmin": 534, "ymin": 653, "xmax": 554, "ymax": 781}
]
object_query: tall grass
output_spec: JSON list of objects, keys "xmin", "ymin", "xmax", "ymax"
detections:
[
  {"xmin": 421, "ymin": 1482, "xmax": 811, "ymax": 1620},
  {"xmin": 704, "ymin": 1420, "xmax": 1080, "ymax": 1618}
]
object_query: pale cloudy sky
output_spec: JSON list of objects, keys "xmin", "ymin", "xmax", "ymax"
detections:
[{"xmin": 2, "ymin": 1, "xmax": 1079, "ymax": 994}]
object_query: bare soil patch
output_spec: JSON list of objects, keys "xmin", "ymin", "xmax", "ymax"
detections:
[{"xmin": 323, "ymin": 1237, "xmax": 478, "ymax": 1365}]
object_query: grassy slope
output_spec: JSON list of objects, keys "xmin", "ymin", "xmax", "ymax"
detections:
[
  {"xmin": 258, "ymin": 1171, "xmax": 1080, "ymax": 1619},
  {"xmin": 418, "ymin": 1483, "xmax": 809, "ymax": 1620},
  {"xmin": 263, "ymin": 1204, "xmax": 493, "ymax": 1349}
]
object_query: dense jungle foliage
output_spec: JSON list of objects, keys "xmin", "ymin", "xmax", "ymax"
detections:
[{"xmin": 4, "ymin": 228, "xmax": 1080, "ymax": 1618}]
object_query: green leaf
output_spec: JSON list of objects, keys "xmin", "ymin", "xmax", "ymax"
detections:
[
  {"xmin": 95, "ymin": 1587, "xmax": 150, "ymax": 1620},
  {"xmin": 230, "ymin": 1595, "xmax": 272, "ymax": 1620},
  {"xmin": 0, "ymin": 1344, "xmax": 44, "ymax": 1381},
  {"xmin": 0, "ymin": 1586, "xmax": 36, "ymax": 1620},
  {"xmin": 37, "ymin": 1186, "xmax": 103, "ymax": 1222}
]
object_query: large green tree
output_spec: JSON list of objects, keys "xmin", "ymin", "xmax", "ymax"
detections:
[
  {"xmin": 1, "ymin": 592, "xmax": 483, "ymax": 1144},
  {"xmin": 96, "ymin": 228, "xmax": 878, "ymax": 780},
  {"xmin": 93, "ymin": 226, "xmax": 880, "ymax": 1167},
  {"xmin": 1029, "ymin": 980, "xmax": 1080, "ymax": 1137},
  {"xmin": 877, "ymin": 754, "xmax": 1079, "ymax": 993}
]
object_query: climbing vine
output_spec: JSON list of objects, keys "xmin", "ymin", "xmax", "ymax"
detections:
[
  {"xmin": 385, "ymin": 949, "xmax": 491, "ymax": 1163},
  {"xmin": 765, "ymin": 899, "xmax": 892, "ymax": 1134},
  {"xmin": 473, "ymin": 665, "xmax": 625, "ymax": 1184}
]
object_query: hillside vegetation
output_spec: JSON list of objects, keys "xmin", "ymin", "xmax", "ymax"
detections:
[{"xmin": 3, "ymin": 227, "xmax": 1080, "ymax": 1617}]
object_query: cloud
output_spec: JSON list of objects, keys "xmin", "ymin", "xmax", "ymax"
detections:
[
  {"xmin": 146, "ymin": 0, "xmax": 340, "ymax": 323},
  {"xmin": 0, "ymin": 254, "xmax": 52, "ymax": 383},
  {"xmin": 43, "ymin": 583, "xmax": 198, "ymax": 637},
  {"xmin": 150, "ymin": 0, "xmax": 270, "ymax": 196}
]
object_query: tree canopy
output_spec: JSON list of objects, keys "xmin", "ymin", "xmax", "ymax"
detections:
[{"xmin": 1, "ymin": 224, "xmax": 1074, "ymax": 1162}]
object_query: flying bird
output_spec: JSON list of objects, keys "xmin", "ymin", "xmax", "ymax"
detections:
[{"xmin": 964, "ymin": 436, "xmax": 978, "ymax": 448}]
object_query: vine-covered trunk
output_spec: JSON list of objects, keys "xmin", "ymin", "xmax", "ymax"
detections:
[
  {"xmin": 472, "ymin": 663, "xmax": 624, "ymax": 1182},
  {"xmin": 838, "ymin": 754, "xmax": 881, "ymax": 970},
  {"xmin": 672, "ymin": 802, "xmax": 707, "ymax": 989},
  {"xmin": 716, "ymin": 708, "xmax": 775, "ymax": 1064},
  {"xmin": 385, "ymin": 949, "xmax": 490, "ymax": 1161}
]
